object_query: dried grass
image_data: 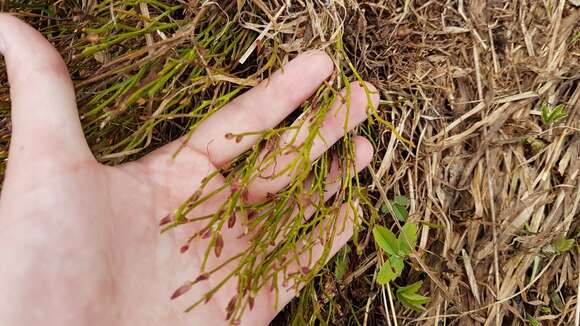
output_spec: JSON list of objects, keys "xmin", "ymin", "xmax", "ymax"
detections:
[{"xmin": 1, "ymin": 0, "xmax": 579, "ymax": 325}]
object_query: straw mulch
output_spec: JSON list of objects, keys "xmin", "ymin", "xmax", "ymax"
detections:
[{"xmin": 0, "ymin": 1, "xmax": 579, "ymax": 325}]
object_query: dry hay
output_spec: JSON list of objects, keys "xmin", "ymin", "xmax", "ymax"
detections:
[{"xmin": 0, "ymin": 0, "xmax": 579, "ymax": 325}]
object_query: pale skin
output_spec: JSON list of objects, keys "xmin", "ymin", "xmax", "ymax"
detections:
[{"xmin": 0, "ymin": 15, "xmax": 379, "ymax": 326}]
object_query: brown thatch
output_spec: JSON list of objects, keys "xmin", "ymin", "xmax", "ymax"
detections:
[{"xmin": 1, "ymin": 1, "xmax": 579, "ymax": 325}]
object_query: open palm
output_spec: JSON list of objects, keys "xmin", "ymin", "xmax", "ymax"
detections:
[{"xmin": 0, "ymin": 15, "xmax": 377, "ymax": 325}]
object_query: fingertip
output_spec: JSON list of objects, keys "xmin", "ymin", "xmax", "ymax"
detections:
[
  {"xmin": 294, "ymin": 50, "xmax": 334, "ymax": 79},
  {"xmin": 350, "ymin": 81, "xmax": 380, "ymax": 111},
  {"xmin": 0, "ymin": 14, "xmax": 30, "ymax": 51},
  {"xmin": 0, "ymin": 13, "xmax": 68, "ymax": 82},
  {"xmin": 0, "ymin": 13, "xmax": 18, "ymax": 53},
  {"xmin": 0, "ymin": 13, "xmax": 93, "ymax": 163},
  {"xmin": 352, "ymin": 136, "xmax": 374, "ymax": 171}
]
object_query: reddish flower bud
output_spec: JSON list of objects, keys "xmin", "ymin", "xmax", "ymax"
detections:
[
  {"xmin": 214, "ymin": 234, "xmax": 224, "ymax": 258},
  {"xmin": 242, "ymin": 188, "xmax": 249, "ymax": 201},
  {"xmin": 248, "ymin": 296, "xmax": 255, "ymax": 311},
  {"xmin": 230, "ymin": 179, "xmax": 240, "ymax": 193},
  {"xmin": 247, "ymin": 210, "xmax": 257, "ymax": 221},
  {"xmin": 170, "ymin": 282, "xmax": 192, "ymax": 300},
  {"xmin": 193, "ymin": 273, "xmax": 209, "ymax": 284},
  {"xmin": 159, "ymin": 214, "xmax": 172, "ymax": 226},
  {"xmin": 180, "ymin": 244, "xmax": 189, "ymax": 253},
  {"xmin": 201, "ymin": 229, "xmax": 211, "ymax": 239},
  {"xmin": 227, "ymin": 213, "xmax": 237, "ymax": 229},
  {"xmin": 226, "ymin": 295, "xmax": 237, "ymax": 319}
]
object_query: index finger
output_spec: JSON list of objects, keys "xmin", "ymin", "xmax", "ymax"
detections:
[{"xmin": 141, "ymin": 51, "xmax": 334, "ymax": 169}]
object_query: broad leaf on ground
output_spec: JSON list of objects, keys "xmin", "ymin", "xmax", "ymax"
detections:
[
  {"xmin": 399, "ymin": 223, "xmax": 417, "ymax": 256},
  {"xmin": 396, "ymin": 281, "xmax": 429, "ymax": 311},
  {"xmin": 377, "ymin": 260, "xmax": 398, "ymax": 284},
  {"xmin": 373, "ymin": 225, "xmax": 399, "ymax": 255}
]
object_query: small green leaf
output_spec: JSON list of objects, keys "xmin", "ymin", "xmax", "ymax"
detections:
[
  {"xmin": 377, "ymin": 261, "xmax": 398, "ymax": 284},
  {"xmin": 540, "ymin": 306, "xmax": 551, "ymax": 314},
  {"xmin": 397, "ymin": 280, "xmax": 423, "ymax": 294},
  {"xmin": 541, "ymin": 103, "xmax": 550, "ymax": 123},
  {"xmin": 393, "ymin": 196, "xmax": 408, "ymax": 207},
  {"xmin": 381, "ymin": 196, "xmax": 409, "ymax": 221},
  {"xmin": 373, "ymin": 226, "xmax": 399, "ymax": 255},
  {"xmin": 392, "ymin": 196, "xmax": 409, "ymax": 221},
  {"xmin": 541, "ymin": 103, "xmax": 567, "ymax": 124},
  {"xmin": 402, "ymin": 292, "xmax": 430, "ymax": 302},
  {"xmin": 396, "ymin": 281, "xmax": 429, "ymax": 311},
  {"xmin": 389, "ymin": 255, "xmax": 405, "ymax": 274},
  {"xmin": 526, "ymin": 315, "xmax": 540, "ymax": 326},
  {"xmin": 397, "ymin": 292, "xmax": 429, "ymax": 311},
  {"xmin": 552, "ymin": 237, "xmax": 575, "ymax": 253},
  {"xmin": 398, "ymin": 223, "xmax": 417, "ymax": 256},
  {"xmin": 334, "ymin": 246, "xmax": 350, "ymax": 280},
  {"xmin": 380, "ymin": 204, "xmax": 389, "ymax": 214},
  {"xmin": 571, "ymin": 31, "xmax": 580, "ymax": 44},
  {"xmin": 392, "ymin": 204, "xmax": 408, "ymax": 222},
  {"xmin": 550, "ymin": 291, "xmax": 565, "ymax": 310}
]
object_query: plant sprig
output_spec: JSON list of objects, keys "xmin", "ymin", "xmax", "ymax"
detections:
[
  {"xmin": 541, "ymin": 103, "xmax": 566, "ymax": 124},
  {"xmin": 373, "ymin": 221, "xmax": 430, "ymax": 311},
  {"xmin": 75, "ymin": 1, "xmax": 403, "ymax": 322}
]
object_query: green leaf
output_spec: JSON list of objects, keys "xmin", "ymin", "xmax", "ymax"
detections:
[
  {"xmin": 541, "ymin": 103, "xmax": 567, "ymax": 124},
  {"xmin": 335, "ymin": 260, "xmax": 348, "ymax": 280},
  {"xmin": 392, "ymin": 196, "xmax": 409, "ymax": 221},
  {"xmin": 396, "ymin": 281, "xmax": 429, "ymax": 311},
  {"xmin": 541, "ymin": 103, "xmax": 550, "ymax": 123},
  {"xmin": 380, "ymin": 196, "xmax": 409, "ymax": 221},
  {"xmin": 380, "ymin": 203, "xmax": 389, "ymax": 214},
  {"xmin": 571, "ymin": 31, "xmax": 580, "ymax": 44},
  {"xmin": 550, "ymin": 291, "xmax": 565, "ymax": 310},
  {"xmin": 392, "ymin": 204, "xmax": 408, "ymax": 222},
  {"xmin": 393, "ymin": 195, "xmax": 409, "ymax": 207},
  {"xmin": 377, "ymin": 261, "xmax": 398, "ymax": 284},
  {"xmin": 398, "ymin": 294, "xmax": 429, "ymax": 311},
  {"xmin": 397, "ymin": 280, "xmax": 423, "ymax": 294},
  {"xmin": 373, "ymin": 226, "xmax": 399, "ymax": 255},
  {"xmin": 526, "ymin": 315, "xmax": 540, "ymax": 326},
  {"xmin": 398, "ymin": 223, "xmax": 417, "ymax": 256},
  {"xmin": 389, "ymin": 255, "xmax": 405, "ymax": 274},
  {"xmin": 334, "ymin": 246, "xmax": 351, "ymax": 280},
  {"xmin": 552, "ymin": 237, "xmax": 575, "ymax": 253},
  {"xmin": 540, "ymin": 306, "xmax": 551, "ymax": 314},
  {"xmin": 400, "ymin": 292, "xmax": 430, "ymax": 303}
]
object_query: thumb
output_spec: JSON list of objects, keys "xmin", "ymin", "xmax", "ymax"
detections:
[{"xmin": 0, "ymin": 14, "xmax": 93, "ymax": 170}]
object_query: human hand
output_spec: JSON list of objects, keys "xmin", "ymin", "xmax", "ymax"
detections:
[{"xmin": 0, "ymin": 14, "xmax": 377, "ymax": 325}]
